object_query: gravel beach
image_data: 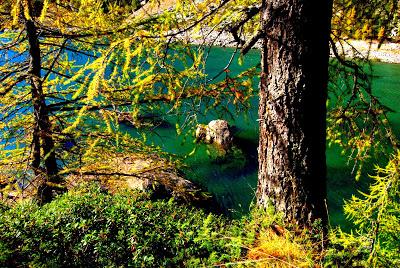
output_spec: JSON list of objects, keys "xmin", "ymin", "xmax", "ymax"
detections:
[
  {"xmin": 334, "ymin": 40, "xmax": 400, "ymax": 64},
  {"xmin": 183, "ymin": 29, "xmax": 400, "ymax": 64}
]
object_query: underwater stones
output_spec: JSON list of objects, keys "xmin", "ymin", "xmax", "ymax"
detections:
[
  {"xmin": 117, "ymin": 112, "xmax": 171, "ymax": 128},
  {"xmin": 117, "ymin": 112, "xmax": 134, "ymax": 125},
  {"xmin": 195, "ymin": 120, "xmax": 233, "ymax": 149}
]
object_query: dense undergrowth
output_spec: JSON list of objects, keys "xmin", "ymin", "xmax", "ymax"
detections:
[
  {"xmin": 325, "ymin": 151, "xmax": 400, "ymax": 267},
  {"xmin": 0, "ymin": 183, "xmax": 243, "ymax": 267},
  {"xmin": 1, "ymin": 150, "xmax": 399, "ymax": 267},
  {"xmin": 0, "ymin": 183, "xmax": 316, "ymax": 267}
]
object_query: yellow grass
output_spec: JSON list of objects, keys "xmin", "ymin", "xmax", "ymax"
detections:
[{"xmin": 246, "ymin": 229, "xmax": 315, "ymax": 268}]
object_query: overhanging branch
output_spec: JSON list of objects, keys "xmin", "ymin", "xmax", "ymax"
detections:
[
  {"xmin": 228, "ymin": 5, "xmax": 261, "ymax": 45},
  {"xmin": 241, "ymin": 29, "xmax": 264, "ymax": 55}
]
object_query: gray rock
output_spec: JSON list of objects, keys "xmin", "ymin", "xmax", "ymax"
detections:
[{"xmin": 196, "ymin": 120, "xmax": 233, "ymax": 149}]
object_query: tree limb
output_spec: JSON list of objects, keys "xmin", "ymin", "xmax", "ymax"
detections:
[
  {"xmin": 241, "ymin": 29, "xmax": 264, "ymax": 55},
  {"xmin": 228, "ymin": 5, "xmax": 261, "ymax": 45},
  {"xmin": 42, "ymin": 39, "xmax": 68, "ymax": 82}
]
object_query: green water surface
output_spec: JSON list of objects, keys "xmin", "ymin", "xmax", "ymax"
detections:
[{"xmin": 127, "ymin": 47, "xmax": 400, "ymax": 228}]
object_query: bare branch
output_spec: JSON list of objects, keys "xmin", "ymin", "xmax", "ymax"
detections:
[
  {"xmin": 42, "ymin": 39, "xmax": 68, "ymax": 82},
  {"xmin": 241, "ymin": 29, "xmax": 264, "ymax": 55},
  {"xmin": 228, "ymin": 5, "xmax": 261, "ymax": 45},
  {"xmin": 0, "ymin": 29, "xmax": 26, "ymax": 50},
  {"xmin": 143, "ymin": 0, "xmax": 231, "ymax": 39}
]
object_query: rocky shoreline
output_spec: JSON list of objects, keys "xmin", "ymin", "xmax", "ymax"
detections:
[
  {"xmin": 333, "ymin": 40, "xmax": 400, "ymax": 64},
  {"xmin": 136, "ymin": 0, "xmax": 400, "ymax": 64},
  {"xmin": 184, "ymin": 30, "xmax": 400, "ymax": 64}
]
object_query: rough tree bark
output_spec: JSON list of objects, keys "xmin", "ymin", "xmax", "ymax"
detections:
[{"xmin": 257, "ymin": 0, "xmax": 332, "ymax": 227}]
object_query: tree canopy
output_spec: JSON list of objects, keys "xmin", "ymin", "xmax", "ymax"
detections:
[
  {"xmin": 0, "ymin": 0, "xmax": 399, "ymax": 266},
  {"xmin": 0, "ymin": 0, "xmax": 397, "ymax": 226}
]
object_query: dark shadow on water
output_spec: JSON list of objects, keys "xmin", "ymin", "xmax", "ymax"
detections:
[
  {"xmin": 181, "ymin": 135, "xmax": 259, "ymax": 217},
  {"xmin": 119, "ymin": 113, "xmax": 173, "ymax": 130},
  {"xmin": 234, "ymin": 136, "xmax": 258, "ymax": 163},
  {"xmin": 327, "ymin": 163, "xmax": 373, "ymax": 230}
]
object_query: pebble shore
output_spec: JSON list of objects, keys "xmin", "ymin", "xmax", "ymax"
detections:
[
  {"xmin": 334, "ymin": 40, "xmax": 400, "ymax": 64},
  {"xmin": 183, "ymin": 30, "xmax": 400, "ymax": 64}
]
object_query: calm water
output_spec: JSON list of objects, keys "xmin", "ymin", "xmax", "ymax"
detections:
[
  {"xmin": 3, "ymin": 41, "xmax": 399, "ymax": 227},
  {"xmin": 126, "ymin": 47, "xmax": 400, "ymax": 227},
  {"xmin": 122, "ymin": 47, "xmax": 261, "ymax": 216}
]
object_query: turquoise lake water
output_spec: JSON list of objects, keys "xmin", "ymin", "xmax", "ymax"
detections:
[
  {"xmin": 2, "ymin": 41, "xmax": 399, "ymax": 228},
  {"xmin": 124, "ymin": 47, "xmax": 400, "ymax": 228}
]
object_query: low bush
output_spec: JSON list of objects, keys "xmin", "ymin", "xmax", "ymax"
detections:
[
  {"xmin": 0, "ymin": 183, "xmax": 243, "ymax": 267},
  {"xmin": 325, "ymin": 151, "xmax": 400, "ymax": 267}
]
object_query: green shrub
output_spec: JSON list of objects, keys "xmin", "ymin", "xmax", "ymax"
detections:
[
  {"xmin": 0, "ymin": 183, "xmax": 243, "ymax": 267},
  {"xmin": 325, "ymin": 151, "xmax": 400, "ymax": 267}
]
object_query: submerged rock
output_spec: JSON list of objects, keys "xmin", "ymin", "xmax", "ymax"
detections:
[
  {"xmin": 117, "ymin": 112, "xmax": 135, "ymax": 125},
  {"xmin": 118, "ymin": 112, "xmax": 171, "ymax": 129},
  {"xmin": 195, "ymin": 119, "xmax": 233, "ymax": 149}
]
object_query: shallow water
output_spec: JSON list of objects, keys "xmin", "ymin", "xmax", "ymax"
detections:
[
  {"xmin": 3, "ymin": 40, "xmax": 399, "ymax": 227},
  {"xmin": 126, "ymin": 47, "xmax": 400, "ymax": 228}
]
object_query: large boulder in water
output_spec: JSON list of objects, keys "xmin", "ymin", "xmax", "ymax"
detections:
[{"xmin": 195, "ymin": 120, "xmax": 233, "ymax": 149}]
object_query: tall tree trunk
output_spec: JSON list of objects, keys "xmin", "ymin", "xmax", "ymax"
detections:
[
  {"xmin": 257, "ymin": 0, "xmax": 332, "ymax": 227},
  {"xmin": 26, "ymin": 18, "xmax": 59, "ymax": 182}
]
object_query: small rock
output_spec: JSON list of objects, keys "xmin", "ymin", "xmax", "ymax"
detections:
[{"xmin": 196, "ymin": 120, "xmax": 233, "ymax": 149}]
